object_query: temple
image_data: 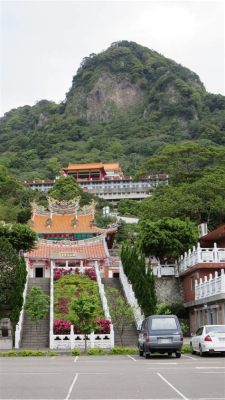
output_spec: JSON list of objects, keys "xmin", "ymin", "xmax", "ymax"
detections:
[
  {"xmin": 24, "ymin": 161, "xmax": 168, "ymax": 201},
  {"xmin": 62, "ymin": 162, "xmax": 124, "ymax": 181},
  {"xmin": 30, "ymin": 197, "xmax": 116, "ymax": 246}
]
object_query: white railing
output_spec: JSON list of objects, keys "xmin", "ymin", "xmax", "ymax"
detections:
[
  {"xmin": 178, "ymin": 243, "xmax": 225, "ymax": 274},
  {"xmin": 119, "ymin": 261, "xmax": 144, "ymax": 329},
  {"xmin": 15, "ymin": 271, "xmax": 29, "ymax": 349},
  {"xmin": 195, "ymin": 269, "xmax": 225, "ymax": 300},
  {"xmin": 95, "ymin": 261, "xmax": 111, "ymax": 320},
  {"xmin": 49, "ymin": 261, "xmax": 54, "ymax": 349},
  {"xmin": 51, "ymin": 325, "xmax": 113, "ymax": 350},
  {"xmin": 152, "ymin": 264, "xmax": 178, "ymax": 277}
]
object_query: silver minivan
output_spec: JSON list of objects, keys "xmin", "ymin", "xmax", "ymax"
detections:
[{"xmin": 138, "ymin": 315, "xmax": 183, "ymax": 358}]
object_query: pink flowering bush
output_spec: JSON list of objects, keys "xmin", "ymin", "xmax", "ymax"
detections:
[
  {"xmin": 53, "ymin": 320, "xmax": 71, "ymax": 334},
  {"xmin": 84, "ymin": 267, "xmax": 97, "ymax": 281},
  {"xmin": 58, "ymin": 298, "xmax": 69, "ymax": 314},
  {"xmin": 96, "ymin": 319, "xmax": 111, "ymax": 334}
]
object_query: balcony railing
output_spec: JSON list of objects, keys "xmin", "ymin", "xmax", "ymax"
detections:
[
  {"xmin": 152, "ymin": 264, "xmax": 178, "ymax": 277},
  {"xmin": 178, "ymin": 243, "xmax": 225, "ymax": 274},
  {"xmin": 195, "ymin": 269, "xmax": 225, "ymax": 300}
]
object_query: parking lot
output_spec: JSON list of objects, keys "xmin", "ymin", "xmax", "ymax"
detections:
[{"xmin": 0, "ymin": 354, "xmax": 225, "ymax": 400}]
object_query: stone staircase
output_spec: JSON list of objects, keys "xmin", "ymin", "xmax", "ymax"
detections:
[
  {"xmin": 21, "ymin": 278, "xmax": 50, "ymax": 349},
  {"xmin": 102, "ymin": 277, "xmax": 138, "ymax": 347}
]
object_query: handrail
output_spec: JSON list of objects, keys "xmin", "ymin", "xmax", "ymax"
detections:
[
  {"xmin": 15, "ymin": 270, "xmax": 29, "ymax": 349},
  {"xmin": 119, "ymin": 261, "xmax": 144, "ymax": 329}
]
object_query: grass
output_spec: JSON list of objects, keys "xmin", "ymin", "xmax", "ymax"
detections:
[{"xmin": 0, "ymin": 350, "xmax": 57, "ymax": 357}]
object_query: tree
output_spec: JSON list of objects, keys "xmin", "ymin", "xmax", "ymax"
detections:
[
  {"xmin": 137, "ymin": 217, "xmax": 198, "ymax": 262},
  {"xmin": 136, "ymin": 142, "xmax": 225, "ymax": 184},
  {"xmin": 106, "ymin": 288, "xmax": 134, "ymax": 346},
  {"xmin": 0, "ymin": 238, "xmax": 19, "ymax": 306},
  {"xmin": 70, "ymin": 295, "xmax": 98, "ymax": 352},
  {"xmin": 25, "ymin": 287, "xmax": 49, "ymax": 331},
  {"xmin": 0, "ymin": 223, "xmax": 36, "ymax": 253},
  {"xmin": 48, "ymin": 176, "xmax": 82, "ymax": 201},
  {"xmin": 139, "ymin": 167, "xmax": 225, "ymax": 229},
  {"xmin": 9, "ymin": 224, "xmax": 36, "ymax": 252}
]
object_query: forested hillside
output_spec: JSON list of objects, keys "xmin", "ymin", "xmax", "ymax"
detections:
[{"xmin": 0, "ymin": 40, "xmax": 225, "ymax": 180}]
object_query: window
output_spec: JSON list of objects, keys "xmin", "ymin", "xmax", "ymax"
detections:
[{"xmin": 151, "ymin": 317, "xmax": 177, "ymax": 330}]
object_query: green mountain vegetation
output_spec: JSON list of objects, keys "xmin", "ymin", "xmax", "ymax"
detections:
[{"xmin": 0, "ymin": 41, "xmax": 225, "ymax": 180}]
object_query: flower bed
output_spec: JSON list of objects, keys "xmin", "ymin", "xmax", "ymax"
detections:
[
  {"xmin": 54, "ymin": 273, "xmax": 109, "ymax": 333},
  {"xmin": 54, "ymin": 267, "xmax": 96, "ymax": 281}
]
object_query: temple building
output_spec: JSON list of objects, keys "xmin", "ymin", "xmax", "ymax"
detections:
[
  {"xmin": 24, "ymin": 161, "xmax": 168, "ymax": 202},
  {"xmin": 30, "ymin": 196, "xmax": 116, "ymax": 246}
]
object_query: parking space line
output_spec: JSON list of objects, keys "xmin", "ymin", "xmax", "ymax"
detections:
[
  {"xmin": 196, "ymin": 367, "xmax": 225, "ymax": 369},
  {"xmin": 65, "ymin": 372, "xmax": 79, "ymax": 400},
  {"xmin": 157, "ymin": 372, "xmax": 188, "ymax": 400},
  {"xmin": 182, "ymin": 355, "xmax": 197, "ymax": 360},
  {"xmin": 127, "ymin": 355, "xmax": 137, "ymax": 362}
]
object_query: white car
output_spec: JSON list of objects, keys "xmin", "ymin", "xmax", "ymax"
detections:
[{"xmin": 190, "ymin": 325, "xmax": 225, "ymax": 356}]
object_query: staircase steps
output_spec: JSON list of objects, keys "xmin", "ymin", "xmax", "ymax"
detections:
[
  {"xmin": 21, "ymin": 278, "xmax": 50, "ymax": 349},
  {"xmin": 102, "ymin": 277, "xmax": 138, "ymax": 347}
]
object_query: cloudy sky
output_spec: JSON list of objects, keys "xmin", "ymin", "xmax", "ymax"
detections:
[{"xmin": 1, "ymin": 0, "xmax": 224, "ymax": 116}]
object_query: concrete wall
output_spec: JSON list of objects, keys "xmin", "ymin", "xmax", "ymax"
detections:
[{"xmin": 155, "ymin": 277, "xmax": 183, "ymax": 304}]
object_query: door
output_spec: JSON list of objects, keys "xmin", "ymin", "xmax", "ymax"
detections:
[{"xmin": 35, "ymin": 267, "xmax": 44, "ymax": 278}]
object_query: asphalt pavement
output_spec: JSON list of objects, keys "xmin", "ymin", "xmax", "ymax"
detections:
[{"xmin": 0, "ymin": 353, "xmax": 225, "ymax": 400}]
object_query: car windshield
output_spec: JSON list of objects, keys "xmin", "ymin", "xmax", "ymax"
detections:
[
  {"xmin": 151, "ymin": 317, "xmax": 177, "ymax": 330},
  {"xmin": 206, "ymin": 325, "xmax": 225, "ymax": 334}
]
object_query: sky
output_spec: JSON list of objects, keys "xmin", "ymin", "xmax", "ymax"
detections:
[{"xmin": 1, "ymin": 0, "xmax": 224, "ymax": 116}]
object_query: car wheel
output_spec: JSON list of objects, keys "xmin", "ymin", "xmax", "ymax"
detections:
[
  {"xmin": 139, "ymin": 347, "xmax": 143, "ymax": 357},
  {"xmin": 175, "ymin": 352, "xmax": 181, "ymax": 358},
  {"xmin": 190, "ymin": 343, "xmax": 195, "ymax": 355},
  {"xmin": 199, "ymin": 345, "xmax": 205, "ymax": 357},
  {"xmin": 168, "ymin": 352, "xmax": 172, "ymax": 357}
]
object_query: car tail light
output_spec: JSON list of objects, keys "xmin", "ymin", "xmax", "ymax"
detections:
[
  {"xmin": 180, "ymin": 334, "xmax": 183, "ymax": 342},
  {"xmin": 204, "ymin": 335, "xmax": 212, "ymax": 342}
]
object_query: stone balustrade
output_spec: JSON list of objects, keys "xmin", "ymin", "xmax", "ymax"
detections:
[
  {"xmin": 178, "ymin": 243, "xmax": 225, "ymax": 274},
  {"xmin": 51, "ymin": 325, "xmax": 113, "ymax": 350},
  {"xmin": 15, "ymin": 269, "xmax": 29, "ymax": 349},
  {"xmin": 119, "ymin": 261, "xmax": 144, "ymax": 329},
  {"xmin": 195, "ymin": 269, "xmax": 225, "ymax": 300},
  {"xmin": 95, "ymin": 261, "xmax": 111, "ymax": 320},
  {"xmin": 152, "ymin": 264, "xmax": 178, "ymax": 277}
]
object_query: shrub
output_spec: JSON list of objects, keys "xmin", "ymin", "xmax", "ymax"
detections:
[
  {"xmin": 58, "ymin": 298, "xmax": 69, "ymax": 314},
  {"xmin": 182, "ymin": 344, "xmax": 190, "ymax": 353},
  {"xmin": 109, "ymin": 347, "xmax": 138, "ymax": 355},
  {"xmin": 87, "ymin": 348, "xmax": 106, "ymax": 356},
  {"xmin": 0, "ymin": 351, "xmax": 17, "ymax": 357},
  {"xmin": 96, "ymin": 319, "xmax": 111, "ymax": 334},
  {"xmin": 54, "ymin": 319, "xmax": 71, "ymax": 334},
  {"xmin": 84, "ymin": 267, "xmax": 97, "ymax": 281},
  {"xmin": 71, "ymin": 348, "xmax": 81, "ymax": 356}
]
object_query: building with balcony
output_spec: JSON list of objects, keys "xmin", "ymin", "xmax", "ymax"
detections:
[
  {"xmin": 24, "ymin": 162, "xmax": 168, "ymax": 202},
  {"xmin": 178, "ymin": 224, "xmax": 225, "ymax": 332}
]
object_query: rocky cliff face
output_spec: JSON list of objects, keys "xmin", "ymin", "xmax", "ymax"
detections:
[{"xmin": 66, "ymin": 73, "xmax": 143, "ymax": 121}]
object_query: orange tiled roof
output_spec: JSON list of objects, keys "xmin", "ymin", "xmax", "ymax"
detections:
[
  {"xmin": 103, "ymin": 163, "xmax": 121, "ymax": 170},
  {"xmin": 26, "ymin": 240, "xmax": 107, "ymax": 260},
  {"xmin": 66, "ymin": 163, "xmax": 104, "ymax": 170},
  {"xmin": 31, "ymin": 213, "xmax": 110, "ymax": 234}
]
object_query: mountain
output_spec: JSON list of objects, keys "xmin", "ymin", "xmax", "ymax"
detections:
[{"xmin": 0, "ymin": 41, "xmax": 225, "ymax": 180}]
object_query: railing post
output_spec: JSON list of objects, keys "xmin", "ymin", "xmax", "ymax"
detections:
[
  {"xmin": 90, "ymin": 331, "xmax": 95, "ymax": 349},
  {"xmin": 213, "ymin": 242, "xmax": 218, "ymax": 262},
  {"xmin": 70, "ymin": 324, "xmax": 74, "ymax": 350},
  {"xmin": 110, "ymin": 324, "xmax": 114, "ymax": 348}
]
